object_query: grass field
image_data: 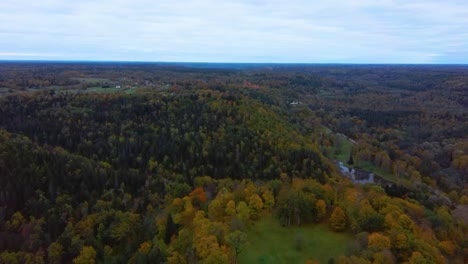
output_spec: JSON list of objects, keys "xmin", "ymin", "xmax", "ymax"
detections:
[
  {"xmin": 72, "ymin": 77, "xmax": 111, "ymax": 83},
  {"xmin": 319, "ymin": 126, "xmax": 353, "ymax": 163},
  {"xmin": 358, "ymin": 162, "xmax": 397, "ymax": 183},
  {"xmin": 333, "ymin": 135, "xmax": 353, "ymax": 163},
  {"xmin": 239, "ymin": 215, "xmax": 353, "ymax": 264},
  {"xmin": 87, "ymin": 87, "xmax": 122, "ymax": 93},
  {"xmin": 85, "ymin": 87, "xmax": 139, "ymax": 94}
]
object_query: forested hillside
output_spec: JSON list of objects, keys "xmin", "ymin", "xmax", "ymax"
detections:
[{"xmin": 0, "ymin": 63, "xmax": 466, "ymax": 263}]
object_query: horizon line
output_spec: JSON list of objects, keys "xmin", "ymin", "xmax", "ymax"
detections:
[{"xmin": 0, "ymin": 59, "xmax": 467, "ymax": 66}]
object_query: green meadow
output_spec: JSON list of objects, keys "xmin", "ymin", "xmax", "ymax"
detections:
[{"xmin": 239, "ymin": 215, "xmax": 353, "ymax": 264}]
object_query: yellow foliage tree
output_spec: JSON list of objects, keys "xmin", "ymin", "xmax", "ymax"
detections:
[
  {"xmin": 316, "ymin": 199, "xmax": 326, "ymax": 221},
  {"xmin": 5, "ymin": 211, "xmax": 25, "ymax": 231},
  {"xmin": 236, "ymin": 201, "xmax": 250, "ymax": 222},
  {"xmin": 407, "ymin": 251, "xmax": 426, "ymax": 264},
  {"xmin": 344, "ymin": 189, "xmax": 360, "ymax": 206},
  {"xmin": 194, "ymin": 235, "xmax": 219, "ymax": 259},
  {"xmin": 329, "ymin": 206, "xmax": 346, "ymax": 232},
  {"xmin": 392, "ymin": 233, "xmax": 409, "ymax": 251},
  {"xmin": 177, "ymin": 197, "xmax": 195, "ymax": 226},
  {"xmin": 225, "ymin": 200, "xmax": 236, "ymax": 216},
  {"xmin": 138, "ymin": 241, "xmax": 152, "ymax": 255},
  {"xmin": 73, "ymin": 246, "xmax": 96, "ymax": 264},
  {"xmin": 368, "ymin": 233, "xmax": 391, "ymax": 252},
  {"xmin": 243, "ymin": 181, "xmax": 258, "ymax": 199},
  {"xmin": 398, "ymin": 214, "xmax": 414, "ymax": 231},
  {"xmin": 460, "ymin": 195, "xmax": 468, "ymax": 205},
  {"xmin": 167, "ymin": 251, "xmax": 187, "ymax": 264},
  {"xmin": 172, "ymin": 198, "xmax": 184, "ymax": 212},
  {"xmin": 248, "ymin": 194, "xmax": 264, "ymax": 219},
  {"xmin": 208, "ymin": 198, "xmax": 224, "ymax": 221},
  {"xmin": 202, "ymin": 249, "xmax": 229, "ymax": 264},
  {"xmin": 47, "ymin": 242, "xmax": 63, "ymax": 264},
  {"xmin": 372, "ymin": 250, "xmax": 395, "ymax": 264},
  {"xmin": 438, "ymin": 240, "xmax": 456, "ymax": 256},
  {"xmin": 452, "ymin": 154, "xmax": 468, "ymax": 173},
  {"xmin": 262, "ymin": 189, "xmax": 275, "ymax": 209}
]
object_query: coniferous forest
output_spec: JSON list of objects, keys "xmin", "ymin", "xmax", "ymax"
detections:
[{"xmin": 0, "ymin": 62, "xmax": 467, "ymax": 263}]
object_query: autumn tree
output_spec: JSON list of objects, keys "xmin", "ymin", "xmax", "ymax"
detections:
[
  {"xmin": 368, "ymin": 232, "xmax": 391, "ymax": 252},
  {"xmin": 407, "ymin": 251, "xmax": 426, "ymax": 264},
  {"xmin": 194, "ymin": 235, "xmax": 219, "ymax": 260},
  {"xmin": 73, "ymin": 246, "xmax": 96, "ymax": 264},
  {"xmin": 47, "ymin": 242, "xmax": 63, "ymax": 264},
  {"xmin": 5, "ymin": 211, "xmax": 25, "ymax": 231},
  {"xmin": 316, "ymin": 199, "xmax": 326, "ymax": 221},
  {"xmin": 189, "ymin": 187, "xmax": 207, "ymax": 206},
  {"xmin": 329, "ymin": 206, "xmax": 346, "ymax": 232},
  {"xmin": 225, "ymin": 200, "xmax": 237, "ymax": 216},
  {"xmin": 248, "ymin": 194, "xmax": 264, "ymax": 220},
  {"xmin": 261, "ymin": 189, "xmax": 275, "ymax": 209},
  {"xmin": 202, "ymin": 249, "xmax": 229, "ymax": 264},
  {"xmin": 372, "ymin": 249, "xmax": 395, "ymax": 264},
  {"xmin": 236, "ymin": 201, "xmax": 250, "ymax": 222},
  {"xmin": 438, "ymin": 240, "xmax": 456, "ymax": 256},
  {"xmin": 208, "ymin": 198, "xmax": 224, "ymax": 221},
  {"xmin": 167, "ymin": 251, "xmax": 187, "ymax": 264}
]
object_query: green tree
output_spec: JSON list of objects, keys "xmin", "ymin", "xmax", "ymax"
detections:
[
  {"xmin": 236, "ymin": 201, "xmax": 250, "ymax": 222},
  {"xmin": 208, "ymin": 198, "xmax": 224, "ymax": 221},
  {"xmin": 226, "ymin": 230, "xmax": 248, "ymax": 263}
]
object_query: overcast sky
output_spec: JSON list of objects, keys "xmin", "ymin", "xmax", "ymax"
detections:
[{"xmin": 0, "ymin": 0, "xmax": 467, "ymax": 63}]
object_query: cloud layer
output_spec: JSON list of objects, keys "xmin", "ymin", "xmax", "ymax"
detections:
[{"xmin": 1, "ymin": 0, "xmax": 467, "ymax": 63}]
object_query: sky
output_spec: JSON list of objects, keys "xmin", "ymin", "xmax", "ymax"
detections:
[{"xmin": 0, "ymin": 0, "xmax": 467, "ymax": 63}]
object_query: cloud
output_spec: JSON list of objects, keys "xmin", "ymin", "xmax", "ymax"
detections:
[
  {"xmin": 0, "ymin": 52, "xmax": 60, "ymax": 57},
  {"xmin": 0, "ymin": 0, "xmax": 467, "ymax": 63}
]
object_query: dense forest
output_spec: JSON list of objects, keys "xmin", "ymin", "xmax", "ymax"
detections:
[{"xmin": 0, "ymin": 62, "xmax": 467, "ymax": 263}]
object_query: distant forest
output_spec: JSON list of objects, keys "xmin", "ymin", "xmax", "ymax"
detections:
[{"xmin": 0, "ymin": 62, "xmax": 467, "ymax": 263}]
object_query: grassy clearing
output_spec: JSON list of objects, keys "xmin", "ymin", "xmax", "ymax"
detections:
[
  {"xmin": 52, "ymin": 86, "xmax": 147, "ymax": 95},
  {"xmin": 72, "ymin": 77, "xmax": 111, "ymax": 83},
  {"xmin": 86, "ymin": 87, "xmax": 128, "ymax": 93},
  {"xmin": 333, "ymin": 135, "xmax": 353, "ymax": 163},
  {"xmin": 239, "ymin": 215, "xmax": 353, "ymax": 264},
  {"xmin": 319, "ymin": 126, "xmax": 353, "ymax": 163},
  {"xmin": 320, "ymin": 125, "xmax": 333, "ymax": 135},
  {"xmin": 318, "ymin": 89, "xmax": 336, "ymax": 99},
  {"xmin": 358, "ymin": 162, "xmax": 397, "ymax": 183}
]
